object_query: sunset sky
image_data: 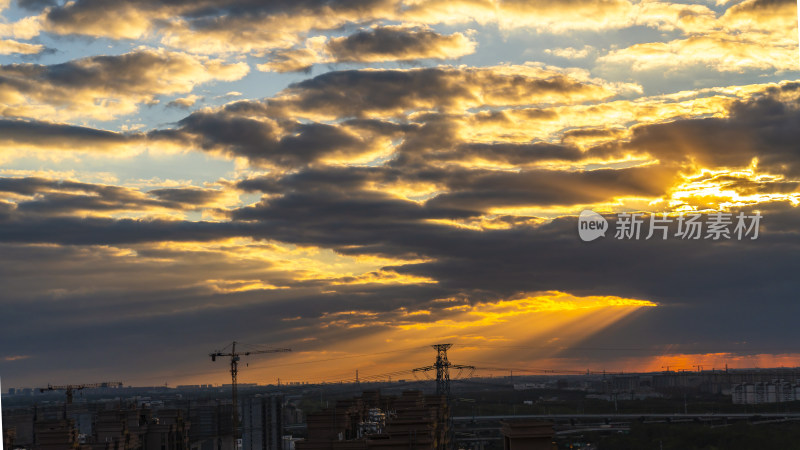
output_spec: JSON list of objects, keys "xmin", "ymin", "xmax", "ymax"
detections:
[{"xmin": 0, "ymin": 0, "xmax": 799, "ymax": 389}]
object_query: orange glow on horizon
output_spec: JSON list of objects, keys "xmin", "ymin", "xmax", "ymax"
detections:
[{"xmin": 172, "ymin": 291, "xmax": 658, "ymax": 385}]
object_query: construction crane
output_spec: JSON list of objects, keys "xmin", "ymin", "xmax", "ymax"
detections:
[
  {"xmin": 209, "ymin": 341, "xmax": 291, "ymax": 440},
  {"xmin": 39, "ymin": 382, "xmax": 122, "ymax": 404}
]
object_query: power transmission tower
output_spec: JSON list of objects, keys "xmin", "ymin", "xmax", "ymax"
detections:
[
  {"xmin": 413, "ymin": 344, "xmax": 474, "ymax": 450},
  {"xmin": 434, "ymin": 344, "xmax": 451, "ymax": 397}
]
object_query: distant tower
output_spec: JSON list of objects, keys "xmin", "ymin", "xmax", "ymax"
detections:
[
  {"xmin": 433, "ymin": 344, "xmax": 453, "ymax": 397},
  {"xmin": 413, "ymin": 344, "xmax": 474, "ymax": 450}
]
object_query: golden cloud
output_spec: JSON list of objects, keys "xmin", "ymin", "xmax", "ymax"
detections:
[
  {"xmin": 597, "ymin": 0, "xmax": 798, "ymax": 73},
  {"xmin": 0, "ymin": 38, "xmax": 43, "ymax": 54},
  {"xmin": 0, "ymin": 48, "xmax": 249, "ymax": 121}
]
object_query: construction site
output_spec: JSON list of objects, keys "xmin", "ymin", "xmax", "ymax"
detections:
[{"xmin": 5, "ymin": 343, "xmax": 800, "ymax": 450}]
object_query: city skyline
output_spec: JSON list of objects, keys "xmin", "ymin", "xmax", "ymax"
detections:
[{"xmin": 0, "ymin": 0, "xmax": 799, "ymax": 389}]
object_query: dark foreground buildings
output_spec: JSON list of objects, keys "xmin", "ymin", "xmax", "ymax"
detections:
[
  {"xmin": 3, "ymin": 401, "xmax": 231, "ymax": 450},
  {"xmin": 3, "ymin": 387, "xmax": 563, "ymax": 450},
  {"xmin": 297, "ymin": 390, "xmax": 448, "ymax": 450}
]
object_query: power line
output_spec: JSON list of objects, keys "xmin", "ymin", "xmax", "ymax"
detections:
[
  {"xmin": 454, "ymin": 343, "xmax": 800, "ymax": 353},
  {"xmin": 255, "ymin": 345, "xmax": 430, "ymax": 368}
]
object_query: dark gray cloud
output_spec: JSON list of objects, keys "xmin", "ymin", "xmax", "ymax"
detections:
[
  {"xmin": 40, "ymin": 0, "xmax": 399, "ymax": 48},
  {"xmin": 2, "ymin": 196, "xmax": 798, "ymax": 386},
  {"xmin": 43, "ymin": 0, "xmax": 394, "ymax": 23},
  {"xmin": 0, "ymin": 49, "xmax": 247, "ymax": 120},
  {"xmin": 326, "ymin": 26, "xmax": 472, "ymax": 62},
  {"xmin": 35, "ymin": 0, "xmax": 646, "ymax": 50},
  {"xmin": 269, "ymin": 65, "xmax": 617, "ymax": 119},
  {"xmin": 594, "ymin": 83, "xmax": 800, "ymax": 175},
  {"xmin": 262, "ymin": 26, "xmax": 476, "ymax": 72},
  {"xmin": 281, "ymin": 68, "xmax": 473, "ymax": 117},
  {"xmin": 1, "ymin": 51, "xmax": 185, "ymax": 92},
  {"xmin": 0, "ymin": 236, "xmax": 447, "ymax": 385},
  {"xmin": 1, "ymin": 165, "xmax": 798, "ymax": 388},
  {"xmin": 1, "ymin": 63, "xmax": 799, "ymax": 390},
  {"xmin": 15, "ymin": 0, "xmax": 57, "ymax": 10},
  {"xmin": 0, "ymin": 216, "xmax": 239, "ymax": 245},
  {"xmin": 160, "ymin": 65, "xmax": 619, "ymax": 167},
  {"xmin": 148, "ymin": 187, "xmax": 224, "ymax": 206},
  {"xmin": 425, "ymin": 142, "xmax": 584, "ymax": 165},
  {"xmin": 235, "ymin": 161, "xmax": 679, "ymax": 219},
  {"xmin": 0, "ymin": 119, "xmax": 138, "ymax": 149},
  {"xmin": 176, "ymin": 112, "xmax": 375, "ymax": 167},
  {"xmin": 237, "ymin": 166, "xmax": 392, "ymax": 194},
  {"xmin": 0, "ymin": 177, "xmax": 224, "ymax": 215},
  {"xmin": 425, "ymin": 165, "xmax": 681, "ymax": 210}
]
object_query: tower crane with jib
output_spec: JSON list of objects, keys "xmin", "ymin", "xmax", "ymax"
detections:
[
  {"xmin": 209, "ymin": 341, "xmax": 291, "ymax": 440},
  {"xmin": 39, "ymin": 382, "xmax": 123, "ymax": 404}
]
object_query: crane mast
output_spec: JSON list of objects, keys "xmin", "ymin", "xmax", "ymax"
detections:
[{"xmin": 209, "ymin": 341, "xmax": 291, "ymax": 442}]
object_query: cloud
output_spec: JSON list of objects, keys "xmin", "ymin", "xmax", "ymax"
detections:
[
  {"xmin": 402, "ymin": 0, "xmax": 638, "ymax": 33},
  {"xmin": 26, "ymin": 0, "xmax": 795, "ymax": 72},
  {"xmin": 147, "ymin": 187, "xmax": 226, "ymax": 207},
  {"xmin": 0, "ymin": 118, "xmax": 198, "ymax": 163},
  {"xmin": 2, "ymin": 0, "xmax": 799, "ymax": 387},
  {"xmin": 41, "ymin": 0, "xmax": 401, "ymax": 52},
  {"xmin": 0, "ymin": 38, "xmax": 43, "ymax": 54},
  {"xmin": 3, "ymin": 196, "xmax": 799, "ymax": 385},
  {"xmin": 259, "ymin": 26, "xmax": 477, "ymax": 73},
  {"xmin": 0, "ymin": 119, "xmax": 148, "ymax": 155},
  {"xmin": 0, "ymin": 12, "xmax": 42, "ymax": 39},
  {"xmin": 16, "ymin": 0, "xmax": 57, "ymax": 10},
  {"xmin": 597, "ymin": 0, "xmax": 798, "ymax": 73},
  {"xmin": 259, "ymin": 46, "xmax": 319, "ymax": 73},
  {"xmin": 173, "ymin": 112, "xmax": 399, "ymax": 168},
  {"xmin": 545, "ymin": 46, "xmax": 593, "ymax": 60},
  {"xmin": 0, "ymin": 231, "xmax": 456, "ymax": 385},
  {"xmin": 458, "ymin": 82, "xmax": 783, "ymax": 148},
  {"xmin": 722, "ymin": 0, "xmax": 797, "ymax": 32},
  {"xmin": 264, "ymin": 64, "xmax": 638, "ymax": 120},
  {"xmin": 0, "ymin": 48, "xmax": 248, "ymax": 121},
  {"xmin": 434, "ymin": 142, "xmax": 585, "ymax": 166},
  {"xmin": 598, "ymin": 33, "xmax": 798, "ymax": 73},
  {"xmin": 162, "ymin": 64, "xmax": 637, "ymax": 167},
  {"xmin": 2, "ymin": 99, "xmax": 800, "ymax": 384},
  {"xmin": 0, "ymin": 177, "xmax": 231, "ymax": 221},
  {"xmin": 610, "ymin": 82, "xmax": 800, "ymax": 177},
  {"xmin": 34, "ymin": 0, "xmax": 644, "ymax": 56},
  {"xmin": 423, "ymin": 165, "xmax": 682, "ymax": 211},
  {"xmin": 327, "ymin": 26, "xmax": 474, "ymax": 62},
  {"xmin": 228, "ymin": 165, "xmax": 678, "ymax": 257},
  {"xmin": 167, "ymin": 94, "xmax": 203, "ymax": 109},
  {"xmin": 44, "ymin": 0, "xmax": 164, "ymax": 40}
]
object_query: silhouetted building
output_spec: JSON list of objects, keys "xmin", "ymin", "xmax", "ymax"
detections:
[
  {"xmin": 33, "ymin": 419, "xmax": 81, "ymax": 450},
  {"xmin": 142, "ymin": 410, "xmax": 189, "ymax": 450},
  {"xmin": 5, "ymin": 411, "xmax": 35, "ymax": 446},
  {"xmin": 242, "ymin": 395, "xmax": 284, "ymax": 450},
  {"xmin": 187, "ymin": 400, "xmax": 235, "ymax": 450},
  {"xmin": 499, "ymin": 421, "xmax": 554, "ymax": 450},
  {"xmin": 732, "ymin": 380, "xmax": 800, "ymax": 404},
  {"xmin": 296, "ymin": 390, "xmax": 447, "ymax": 450},
  {"xmin": 88, "ymin": 409, "xmax": 144, "ymax": 449}
]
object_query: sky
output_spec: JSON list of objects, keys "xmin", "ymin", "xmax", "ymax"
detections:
[{"xmin": 0, "ymin": 0, "xmax": 799, "ymax": 389}]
